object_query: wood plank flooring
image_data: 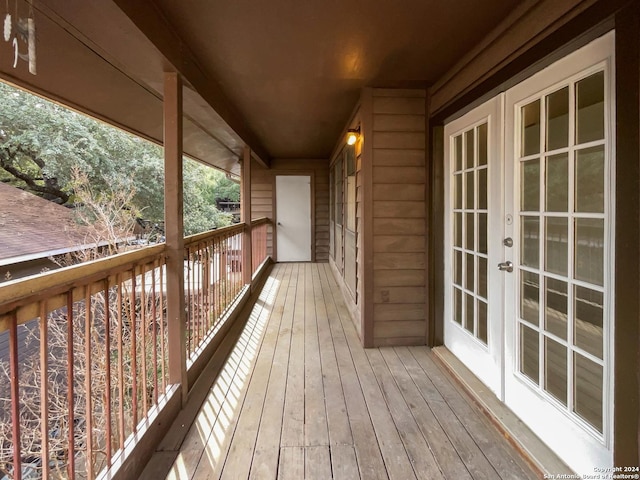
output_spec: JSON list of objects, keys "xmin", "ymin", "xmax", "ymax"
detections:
[{"xmin": 163, "ymin": 263, "xmax": 537, "ymax": 480}]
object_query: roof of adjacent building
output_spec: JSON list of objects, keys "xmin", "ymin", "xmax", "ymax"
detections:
[{"xmin": 0, "ymin": 182, "xmax": 92, "ymax": 265}]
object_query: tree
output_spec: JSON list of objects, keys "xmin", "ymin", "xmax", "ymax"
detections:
[{"xmin": 0, "ymin": 81, "xmax": 239, "ymax": 236}]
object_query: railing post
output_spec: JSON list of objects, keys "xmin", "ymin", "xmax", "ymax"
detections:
[
  {"xmin": 241, "ymin": 146, "xmax": 253, "ymax": 285},
  {"xmin": 164, "ymin": 72, "xmax": 188, "ymax": 402}
]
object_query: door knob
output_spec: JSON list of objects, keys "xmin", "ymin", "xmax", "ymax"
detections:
[{"xmin": 498, "ymin": 261, "xmax": 513, "ymax": 272}]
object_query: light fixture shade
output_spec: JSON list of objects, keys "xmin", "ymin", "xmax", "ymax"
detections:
[{"xmin": 346, "ymin": 127, "xmax": 360, "ymax": 146}]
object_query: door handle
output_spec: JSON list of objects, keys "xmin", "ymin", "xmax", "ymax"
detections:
[{"xmin": 498, "ymin": 261, "xmax": 513, "ymax": 272}]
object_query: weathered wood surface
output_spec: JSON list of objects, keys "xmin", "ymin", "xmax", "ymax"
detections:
[{"xmin": 160, "ymin": 263, "xmax": 537, "ymax": 480}]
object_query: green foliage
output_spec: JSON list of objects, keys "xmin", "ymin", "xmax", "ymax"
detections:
[{"xmin": 0, "ymin": 81, "xmax": 240, "ymax": 236}]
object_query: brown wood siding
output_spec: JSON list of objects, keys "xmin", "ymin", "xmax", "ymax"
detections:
[
  {"xmin": 249, "ymin": 158, "xmax": 330, "ymax": 262},
  {"xmin": 251, "ymin": 159, "xmax": 275, "ymax": 256},
  {"xmin": 370, "ymin": 89, "xmax": 427, "ymax": 346}
]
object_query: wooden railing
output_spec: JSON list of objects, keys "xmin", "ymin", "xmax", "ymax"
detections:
[
  {"xmin": 0, "ymin": 220, "xmax": 270, "ymax": 480},
  {"xmin": 183, "ymin": 224, "xmax": 244, "ymax": 360}
]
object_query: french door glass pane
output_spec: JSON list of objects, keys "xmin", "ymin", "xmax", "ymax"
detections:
[
  {"xmin": 454, "ymin": 212, "xmax": 462, "ymax": 247},
  {"xmin": 546, "ymin": 87, "xmax": 569, "ymax": 151},
  {"xmin": 575, "ymin": 146, "xmax": 604, "ymax": 213},
  {"xmin": 545, "ymin": 217, "xmax": 568, "ymax": 276},
  {"xmin": 545, "ymin": 337, "xmax": 568, "ymax": 405},
  {"xmin": 455, "ymin": 135, "xmax": 463, "ymax": 171},
  {"xmin": 454, "ymin": 288, "xmax": 463, "ymax": 325},
  {"xmin": 545, "ymin": 277, "xmax": 568, "ymax": 340},
  {"xmin": 465, "ymin": 293, "xmax": 474, "ymax": 333},
  {"xmin": 576, "ymin": 72, "xmax": 605, "ymax": 144},
  {"xmin": 478, "ymin": 257, "xmax": 487, "ymax": 299},
  {"xmin": 522, "ymin": 100, "xmax": 541, "ymax": 156},
  {"xmin": 466, "ymin": 253, "xmax": 475, "ymax": 291},
  {"xmin": 574, "ymin": 286, "xmax": 603, "ymax": 359},
  {"xmin": 520, "ymin": 324, "xmax": 539, "ymax": 384},
  {"xmin": 465, "ymin": 129, "xmax": 475, "ymax": 169},
  {"xmin": 575, "ymin": 218, "xmax": 604, "ymax": 286},
  {"xmin": 465, "ymin": 171, "xmax": 475, "ymax": 209},
  {"xmin": 521, "ymin": 217, "xmax": 539, "ymax": 268},
  {"xmin": 478, "ymin": 213, "xmax": 487, "ymax": 254},
  {"xmin": 521, "ymin": 271, "xmax": 540, "ymax": 326},
  {"xmin": 478, "ymin": 301, "xmax": 488, "ymax": 344},
  {"xmin": 454, "ymin": 250, "xmax": 462, "ymax": 286},
  {"xmin": 574, "ymin": 352, "xmax": 603, "ymax": 432},
  {"xmin": 455, "ymin": 173, "xmax": 463, "ymax": 209},
  {"xmin": 465, "ymin": 213, "xmax": 474, "ymax": 250},
  {"xmin": 478, "ymin": 123, "xmax": 488, "ymax": 166},
  {"xmin": 546, "ymin": 153, "xmax": 568, "ymax": 212},
  {"xmin": 521, "ymin": 159, "xmax": 540, "ymax": 211},
  {"xmin": 478, "ymin": 168, "xmax": 487, "ymax": 210}
]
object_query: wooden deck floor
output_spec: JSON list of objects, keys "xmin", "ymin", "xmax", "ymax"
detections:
[{"xmin": 160, "ymin": 263, "xmax": 537, "ymax": 480}]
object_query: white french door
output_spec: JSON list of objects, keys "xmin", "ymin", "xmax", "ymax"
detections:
[
  {"xmin": 445, "ymin": 32, "xmax": 615, "ymax": 473},
  {"xmin": 444, "ymin": 95, "xmax": 504, "ymax": 397}
]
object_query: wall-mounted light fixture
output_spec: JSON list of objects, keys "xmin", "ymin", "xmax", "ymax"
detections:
[{"xmin": 346, "ymin": 126, "xmax": 360, "ymax": 146}]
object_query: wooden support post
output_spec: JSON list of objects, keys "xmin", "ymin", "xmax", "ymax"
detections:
[
  {"xmin": 163, "ymin": 72, "xmax": 187, "ymax": 402},
  {"xmin": 241, "ymin": 146, "xmax": 253, "ymax": 286}
]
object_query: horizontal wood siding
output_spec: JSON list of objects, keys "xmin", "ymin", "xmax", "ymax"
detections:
[
  {"xmin": 371, "ymin": 88, "xmax": 427, "ymax": 346},
  {"xmin": 250, "ymin": 158, "xmax": 330, "ymax": 262},
  {"xmin": 251, "ymin": 159, "xmax": 274, "ymax": 256}
]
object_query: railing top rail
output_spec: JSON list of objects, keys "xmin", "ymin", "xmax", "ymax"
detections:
[
  {"xmin": 0, "ymin": 243, "xmax": 165, "ymax": 315},
  {"xmin": 183, "ymin": 223, "xmax": 246, "ymax": 247},
  {"xmin": 250, "ymin": 217, "xmax": 270, "ymax": 227}
]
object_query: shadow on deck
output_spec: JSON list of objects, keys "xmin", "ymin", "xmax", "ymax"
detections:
[{"xmin": 141, "ymin": 263, "xmax": 537, "ymax": 480}]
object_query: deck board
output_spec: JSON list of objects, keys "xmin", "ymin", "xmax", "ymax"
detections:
[{"xmin": 162, "ymin": 263, "xmax": 538, "ymax": 479}]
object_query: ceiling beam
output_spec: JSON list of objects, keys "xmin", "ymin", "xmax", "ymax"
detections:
[{"xmin": 111, "ymin": 0, "xmax": 271, "ymax": 169}]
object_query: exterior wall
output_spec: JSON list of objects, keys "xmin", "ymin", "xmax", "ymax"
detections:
[
  {"xmin": 367, "ymin": 89, "xmax": 427, "ymax": 347},
  {"xmin": 249, "ymin": 158, "xmax": 329, "ymax": 262}
]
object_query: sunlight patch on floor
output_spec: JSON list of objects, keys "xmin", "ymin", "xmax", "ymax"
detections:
[{"xmin": 166, "ymin": 274, "xmax": 280, "ymax": 480}]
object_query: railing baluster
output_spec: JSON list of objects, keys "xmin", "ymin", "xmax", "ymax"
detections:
[
  {"xmin": 186, "ymin": 247, "xmax": 192, "ymax": 356},
  {"xmin": 198, "ymin": 244, "xmax": 203, "ymax": 344},
  {"xmin": 66, "ymin": 292, "xmax": 75, "ymax": 480},
  {"xmin": 117, "ymin": 274, "xmax": 125, "ymax": 451},
  {"xmin": 39, "ymin": 301, "xmax": 50, "ymax": 480},
  {"xmin": 85, "ymin": 287, "xmax": 94, "ymax": 479},
  {"xmin": 141, "ymin": 265, "xmax": 148, "ymax": 418},
  {"xmin": 151, "ymin": 260, "xmax": 159, "ymax": 405},
  {"xmin": 129, "ymin": 271, "xmax": 138, "ymax": 429},
  {"xmin": 159, "ymin": 260, "xmax": 166, "ymax": 393},
  {"xmin": 104, "ymin": 281, "xmax": 112, "ymax": 467},
  {"xmin": 9, "ymin": 311, "xmax": 22, "ymax": 480}
]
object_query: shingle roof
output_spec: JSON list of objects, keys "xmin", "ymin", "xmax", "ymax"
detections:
[{"xmin": 0, "ymin": 182, "xmax": 92, "ymax": 264}]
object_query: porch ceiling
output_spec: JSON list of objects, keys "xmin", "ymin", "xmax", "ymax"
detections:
[{"xmin": 0, "ymin": 0, "xmax": 521, "ymax": 173}]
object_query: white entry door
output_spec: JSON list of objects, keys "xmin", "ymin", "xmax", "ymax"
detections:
[
  {"xmin": 444, "ymin": 32, "xmax": 615, "ymax": 473},
  {"xmin": 444, "ymin": 96, "xmax": 504, "ymax": 397},
  {"xmin": 276, "ymin": 175, "xmax": 312, "ymax": 262}
]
